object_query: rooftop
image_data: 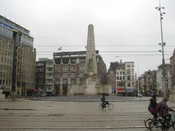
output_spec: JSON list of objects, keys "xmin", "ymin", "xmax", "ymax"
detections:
[
  {"xmin": 0, "ymin": 15, "xmax": 30, "ymax": 34},
  {"xmin": 53, "ymin": 50, "xmax": 99, "ymax": 57}
]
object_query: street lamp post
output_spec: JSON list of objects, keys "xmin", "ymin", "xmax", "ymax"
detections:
[
  {"xmin": 155, "ymin": 0, "xmax": 168, "ymax": 98},
  {"xmin": 11, "ymin": 31, "xmax": 22, "ymax": 100}
]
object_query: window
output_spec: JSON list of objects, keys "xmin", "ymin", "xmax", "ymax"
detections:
[
  {"xmin": 127, "ymin": 69, "xmax": 130, "ymax": 74},
  {"xmin": 128, "ymin": 82, "xmax": 130, "ymax": 87},
  {"xmin": 47, "ymin": 73, "xmax": 52, "ymax": 77},
  {"xmin": 63, "ymin": 65, "xmax": 69, "ymax": 72},
  {"xmin": 63, "ymin": 58, "xmax": 69, "ymax": 64},
  {"xmin": 47, "ymin": 67, "xmax": 53, "ymax": 71},
  {"xmin": 127, "ymin": 76, "xmax": 130, "ymax": 80},
  {"xmin": 71, "ymin": 58, "xmax": 76, "ymax": 64},
  {"xmin": 55, "ymin": 58, "xmax": 61, "ymax": 64}
]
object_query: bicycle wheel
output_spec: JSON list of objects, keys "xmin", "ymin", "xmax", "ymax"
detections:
[
  {"xmin": 171, "ymin": 121, "xmax": 175, "ymax": 130},
  {"xmin": 161, "ymin": 127, "xmax": 168, "ymax": 131},
  {"xmin": 98, "ymin": 103, "xmax": 106, "ymax": 111},
  {"xmin": 107, "ymin": 103, "xmax": 113, "ymax": 110},
  {"xmin": 144, "ymin": 118, "xmax": 154, "ymax": 130},
  {"xmin": 160, "ymin": 121, "xmax": 169, "ymax": 131}
]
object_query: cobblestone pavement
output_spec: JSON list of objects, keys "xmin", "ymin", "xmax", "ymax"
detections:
[{"xmin": 0, "ymin": 96, "xmax": 174, "ymax": 131}]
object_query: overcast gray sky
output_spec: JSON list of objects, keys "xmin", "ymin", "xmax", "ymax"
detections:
[{"xmin": 0, "ymin": 0, "xmax": 175, "ymax": 75}]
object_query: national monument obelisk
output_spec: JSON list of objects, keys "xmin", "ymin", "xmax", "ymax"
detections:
[{"xmin": 85, "ymin": 24, "xmax": 97, "ymax": 95}]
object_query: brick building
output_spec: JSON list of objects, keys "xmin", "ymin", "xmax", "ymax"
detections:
[
  {"xmin": 108, "ymin": 61, "xmax": 136, "ymax": 96},
  {"xmin": 138, "ymin": 70, "xmax": 157, "ymax": 96},
  {"xmin": 36, "ymin": 58, "xmax": 54, "ymax": 95},
  {"xmin": 53, "ymin": 51, "xmax": 107, "ymax": 96}
]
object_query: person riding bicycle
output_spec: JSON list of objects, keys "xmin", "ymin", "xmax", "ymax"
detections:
[
  {"xmin": 101, "ymin": 94, "xmax": 109, "ymax": 109},
  {"xmin": 148, "ymin": 95, "xmax": 158, "ymax": 120},
  {"xmin": 156, "ymin": 97, "xmax": 175, "ymax": 120},
  {"xmin": 145, "ymin": 97, "xmax": 175, "ymax": 129}
]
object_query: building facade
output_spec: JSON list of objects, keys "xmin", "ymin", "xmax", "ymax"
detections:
[
  {"xmin": 108, "ymin": 61, "xmax": 136, "ymax": 96},
  {"xmin": 16, "ymin": 41, "xmax": 36, "ymax": 96},
  {"xmin": 0, "ymin": 22, "xmax": 13, "ymax": 91},
  {"xmin": 53, "ymin": 51, "xmax": 107, "ymax": 96},
  {"xmin": 53, "ymin": 24, "xmax": 110, "ymax": 96},
  {"xmin": 138, "ymin": 70, "xmax": 157, "ymax": 96},
  {"xmin": 0, "ymin": 15, "xmax": 36, "ymax": 96},
  {"xmin": 170, "ymin": 49, "xmax": 175, "ymax": 89},
  {"xmin": 137, "ymin": 75, "xmax": 145, "ymax": 95},
  {"xmin": 156, "ymin": 64, "xmax": 171, "ymax": 96},
  {"xmin": 36, "ymin": 58, "xmax": 54, "ymax": 95}
]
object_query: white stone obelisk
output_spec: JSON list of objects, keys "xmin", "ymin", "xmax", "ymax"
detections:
[{"xmin": 85, "ymin": 24, "xmax": 97, "ymax": 95}]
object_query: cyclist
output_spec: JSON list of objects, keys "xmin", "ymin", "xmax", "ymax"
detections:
[
  {"xmin": 145, "ymin": 97, "xmax": 175, "ymax": 129},
  {"xmin": 156, "ymin": 98, "xmax": 175, "ymax": 120},
  {"xmin": 148, "ymin": 95, "xmax": 158, "ymax": 121},
  {"xmin": 100, "ymin": 94, "xmax": 109, "ymax": 109}
]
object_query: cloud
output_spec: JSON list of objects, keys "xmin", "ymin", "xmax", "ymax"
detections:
[{"xmin": 0, "ymin": 0, "xmax": 175, "ymax": 75}]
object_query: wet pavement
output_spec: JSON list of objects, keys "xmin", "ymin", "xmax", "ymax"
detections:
[{"xmin": 0, "ymin": 96, "xmax": 174, "ymax": 131}]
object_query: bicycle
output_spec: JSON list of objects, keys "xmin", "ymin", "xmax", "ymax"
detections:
[
  {"xmin": 98, "ymin": 101, "xmax": 113, "ymax": 111},
  {"xmin": 144, "ymin": 112, "xmax": 175, "ymax": 131}
]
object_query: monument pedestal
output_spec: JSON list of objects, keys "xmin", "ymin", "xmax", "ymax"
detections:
[{"xmin": 85, "ymin": 77, "xmax": 97, "ymax": 95}]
